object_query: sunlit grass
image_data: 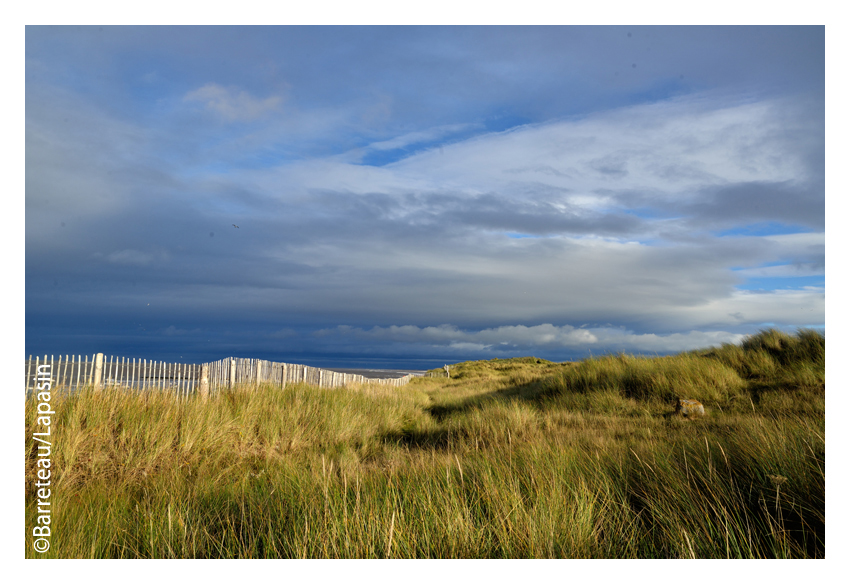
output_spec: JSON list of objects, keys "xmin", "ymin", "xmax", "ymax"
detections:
[{"xmin": 25, "ymin": 328, "xmax": 824, "ymax": 558}]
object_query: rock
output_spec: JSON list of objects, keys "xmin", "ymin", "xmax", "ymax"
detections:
[{"xmin": 674, "ymin": 398, "xmax": 705, "ymax": 418}]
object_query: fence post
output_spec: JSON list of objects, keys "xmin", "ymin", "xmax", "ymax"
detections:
[
  {"xmin": 230, "ymin": 358, "xmax": 236, "ymax": 389},
  {"xmin": 256, "ymin": 359, "xmax": 262, "ymax": 388},
  {"xmin": 93, "ymin": 353, "xmax": 104, "ymax": 390}
]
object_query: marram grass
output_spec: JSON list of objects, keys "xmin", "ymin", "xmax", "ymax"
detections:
[{"xmin": 25, "ymin": 328, "xmax": 824, "ymax": 558}]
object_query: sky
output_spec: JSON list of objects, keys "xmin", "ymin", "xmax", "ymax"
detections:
[{"xmin": 25, "ymin": 25, "xmax": 825, "ymax": 369}]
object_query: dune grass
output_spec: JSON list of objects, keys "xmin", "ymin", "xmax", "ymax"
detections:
[{"xmin": 25, "ymin": 328, "xmax": 824, "ymax": 558}]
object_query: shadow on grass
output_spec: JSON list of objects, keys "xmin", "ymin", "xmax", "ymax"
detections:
[
  {"xmin": 424, "ymin": 378, "xmax": 547, "ymax": 420},
  {"xmin": 383, "ymin": 378, "xmax": 550, "ymax": 451}
]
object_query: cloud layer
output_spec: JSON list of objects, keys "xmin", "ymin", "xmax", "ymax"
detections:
[{"xmin": 25, "ymin": 26, "xmax": 824, "ymax": 367}]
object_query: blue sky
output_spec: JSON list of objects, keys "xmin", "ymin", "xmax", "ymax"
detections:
[{"xmin": 25, "ymin": 25, "xmax": 825, "ymax": 368}]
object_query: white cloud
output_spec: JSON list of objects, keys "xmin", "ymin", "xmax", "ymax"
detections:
[
  {"xmin": 184, "ymin": 83, "xmax": 282, "ymax": 122},
  {"xmin": 244, "ymin": 93, "xmax": 816, "ymax": 234},
  {"xmin": 671, "ymin": 288, "xmax": 825, "ymax": 328},
  {"xmin": 377, "ymin": 95, "xmax": 809, "ymax": 202},
  {"xmin": 321, "ymin": 323, "xmax": 746, "ymax": 355},
  {"xmin": 366, "ymin": 123, "xmax": 481, "ymax": 151}
]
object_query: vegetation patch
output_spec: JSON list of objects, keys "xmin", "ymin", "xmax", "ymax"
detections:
[{"xmin": 26, "ymin": 329, "xmax": 824, "ymax": 558}]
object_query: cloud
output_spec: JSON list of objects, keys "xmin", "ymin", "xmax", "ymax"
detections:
[
  {"xmin": 104, "ymin": 249, "xmax": 161, "ymax": 266},
  {"xmin": 184, "ymin": 83, "xmax": 283, "ymax": 122},
  {"xmin": 366, "ymin": 123, "xmax": 482, "ymax": 151},
  {"xmin": 27, "ymin": 93, "xmax": 823, "ymax": 344},
  {"xmin": 239, "ymin": 93, "xmax": 820, "ymax": 244},
  {"xmin": 318, "ymin": 323, "xmax": 747, "ymax": 356},
  {"xmin": 677, "ymin": 181, "xmax": 824, "ymax": 231},
  {"xmin": 382, "ymin": 95, "xmax": 814, "ymax": 205},
  {"xmin": 90, "ymin": 249, "xmax": 169, "ymax": 267},
  {"xmin": 26, "ymin": 86, "xmax": 144, "ymax": 240}
]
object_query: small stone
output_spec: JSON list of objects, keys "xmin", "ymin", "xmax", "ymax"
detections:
[{"xmin": 674, "ymin": 398, "xmax": 705, "ymax": 418}]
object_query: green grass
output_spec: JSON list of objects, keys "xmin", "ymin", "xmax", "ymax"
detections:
[{"xmin": 25, "ymin": 328, "xmax": 825, "ymax": 558}]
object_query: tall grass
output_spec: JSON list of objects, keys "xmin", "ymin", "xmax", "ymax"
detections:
[{"xmin": 25, "ymin": 328, "xmax": 824, "ymax": 558}]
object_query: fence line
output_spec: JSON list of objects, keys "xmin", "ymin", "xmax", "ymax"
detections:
[{"xmin": 25, "ymin": 354, "xmax": 415, "ymax": 395}]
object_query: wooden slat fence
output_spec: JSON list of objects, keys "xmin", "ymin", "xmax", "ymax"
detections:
[
  {"xmin": 25, "ymin": 354, "xmax": 414, "ymax": 396},
  {"xmin": 25, "ymin": 354, "xmax": 201, "ymax": 397},
  {"xmin": 203, "ymin": 357, "xmax": 413, "ymax": 393}
]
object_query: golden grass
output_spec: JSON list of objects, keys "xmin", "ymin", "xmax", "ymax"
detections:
[{"xmin": 25, "ymin": 329, "xmax": 824, "ymax": 558}]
